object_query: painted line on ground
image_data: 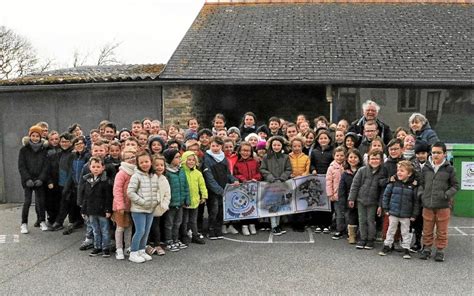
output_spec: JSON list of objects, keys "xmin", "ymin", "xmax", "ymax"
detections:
[
  {"xmin": 223, "ymin": 235, "xmax": 315, "ymax": 244},
  {"xmin": 268, "ymin": 233, "xmax": 273, "ymax": 243},
  {"xmin": 308, "ymin": 229, "xmax": 315, "ymax": 243},
  {"xmin": 0, "ymin": 234, "xmax": 20, "ymax": 243},
  {"xmin": 453, "ymin": 227, "xmax": 468, "ymax": 236}
]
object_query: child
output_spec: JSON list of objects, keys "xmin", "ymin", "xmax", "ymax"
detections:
[
  {"xmin": 180, "ymin": 151, "xmax": 208, "ymax": 244},
  {"xmin": 223, "ymin": 138, "xmax": 239, "ymax": 235},
  {"xmin": 163, "ymin": 148, "xmax": 190, "ymax": 251},
  {"xmin": 239, "ymin": 112, "xmax": 257, "ymax": 140},
  {"xmin": 148, "ymin": 136, "xmax": 166, "ymax": 156},
  {"xmin": 167, "ymin": 124, "xmax": 180, "ymax": 140},
  {"xmin": 255, "ymin": 140, "xmax": 267, "ymax": 163},
  {"xmin": 260, "ymin": 136, "xmax": 292, "ymax": 236},
  {"xmin": 127, "ymin": 151, "xmax": 160, "ymax": 263},
  {"xmin": 212, "ymin": 113, "xmax": 227, "ymax": 135},
  {"xmin": 131, "ymin": 120, "xmax": 143, "ymax": 137},
  {"xmin": 18, "ymin": 125, "xmax": 49, "ymax": 233},
  {"xmin": 289, "ymin": 137, "xmax": 310, "ymax": 232},
  {"xmin": 338, "ymin": 149, "xmax": 363, "ymax": 244},
  {"xmin": 137, "ymin": 131, "xmax": 149, "ymax": 152},
  {"xmin": 198, "ymin": 128, "xmax": 213, "ymax": 153},
  {"xmin": 234, "ymin": 141, "xmax": 263, "ymax": 235},
  {"xmin": 80, "ymin": 157, "xmax": 113, "ymax": 257},
  {"xmin": 245, "ymin": 133, "xmax": 260, "ymax": 153},
  {"xmin": 256, "ymin": 125, "xmax": 270, "ymax": 140},
  {"xmin": 302, "ymin": 130, "xmax": 316, "ymax": 156},
  {"xmin": 112, "ymin": 148, "xmax": 136, "ymax": 260},
  {"xmin": 187, "ymin": 117, "xmax": 200, "ymax": 134},
  {"xmin": 337, "ymin": 119, "xmax": 349, "ymax": 134},
  {"xmin": 419, "ymin": 142, "xmax": 458, "ymax": 262},
  {"xmin": 285, "ymin": 123, "xmax": 298, "ymax": 142},
  {"xmin": 343, "ymin": 132, "xmax": 360, "ymax": 150},
  {"xmin": 268, "ymin": 116, "xmax": 283, "ymax": 137},
  {"xmin": 359, "ymin": 120, "xmax": 379, "ymax": 156},
  {"xmin": 379, "ymin": 160, "xmax": 419, "ymax": 259},
  {"xmin": 142, "ymin": 118, "xmax": 153, "ymax": 135},
  {"xmin": 150, "ymin": 120, "xmax": 161, "ymax": 137},
  {"xmin": 297, "ymin": 120, "xmax": 310, "ymax": 135},
  {"xmin": 202, "ymin": 136, "xmax": 238, "ymax": 239},
  {"xmin": 216, "ymin": 129, "xmax": 228, "ymax": 139},
  {"xmin": 394, "ymin": 127, "xmax": 409, "ymax": 142},
  {"xmin": 326, "ymin": 146, "xmax": 347, "ymax": 239},
  {"xmin": 402, "ymin": 134, "xmax": 416, "ymax": 161},
  {"xmin": 334, "ymin": 130, "xmax": 345, "ymax": 147},
  {"xmin": 348, "ymin": 150, "xmax": 387, "ymax": 250},
  {"xmin": 227, "ymin": 127, "xmax": 241, "ymax": 145},
  {"xmin": 362, "ymin": 136, "xmax": 386, "ymax": 165},
  {"xmin": 106, "ymin": 140, "xmax": 122, "ymax": 175}
]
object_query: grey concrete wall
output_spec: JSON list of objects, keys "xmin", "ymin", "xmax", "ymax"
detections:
[{"xmin": 0, "ymin": 83, "xmax": 162, "ymax": 203}]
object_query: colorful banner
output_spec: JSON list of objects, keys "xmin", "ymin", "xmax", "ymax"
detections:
[{"xmin": 224, "ymin": 175, "xmax": 330, "ymax": 221}]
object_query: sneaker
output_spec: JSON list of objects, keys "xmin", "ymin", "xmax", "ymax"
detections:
[
  {"xmin": 403, "ymin": 249, "xmax": 411, "ymax": 259},
  {"xmin": 89, "ymin": 248, "xmax": 102, "ymax": 257},
  {"xmin": 79, "ymin": 239, "xmax": 94, "ymax": 251},
  {"xmin": 20, "ymin": 223, "xmax": 28, "ymax": 234},
  {"xmin": 242, "ymin": 225, "xmax": 250, "ymax": 236},
  {"xmin": 221, "ymin": 225, "xmax": 228, "ymax": 234},
  {"xmin": 40, "ymin": 222, "xmax": 49, "ymax": 231},
  {"xmin": 207, "ymin": 230, "xmax": 218, "ymax": 240},
  {"xmin": 249, "ymin": 224, "xmax": 257, "ymax": 235},
  {"xmin": 271, "ymin": 227, "xmax": 282, "ymax": 236},
  {"xmin": 277, "ymin": 226, "xmax": 287, "ymax": 234},
  {"xmin": 197, "ymin": 233, "xmax": 204, "ymax": 239},
  {"xmin": 332, "ymin": 232, "xmax": 343, "ymax": 240},
  {"xmin": 419, "ymin": 248, "xmax": 431, "ymax": 260},
  {"xmin": 34, "ymin": 221, "xmax": 40, "ymax": 228},
  {"xmin": 145, "ymin": 245, "xmax": 156, "ymax": 256},
  {"xmin": 138, "ymin": 250, "xmax": 152, "ymax": 261},
  {"xmin": 155, "ymin": 246, "xmax": 166, "ymax": 256},
  {"xmin": 62, "ymin": 225, "xmax": 74, "ymax": 235},
  {"xmin": 379, "ymin": 245, "xmax": 392, "ymax": 256},
  {"xmin": 356, "ymin": 240, "xmax": 366, "ymax": 249},
  {"xmin": 364, "ymin": 241, "xmax": 375, "ymax": 250},
  {"xmin": 176, "ymin": 241, "xmax": 188, "ymax": 249},
  {"xmin": 192, "ymin": 236, "xmax": 206, "ymax": 245},
  {"xmin": 115, "ymin": 248, "xmax": 125, "ymax": 260},
  {"xmin": 216, "ymin": 230, "xmax": 224, "ymax": 240},
  {"xmin": 167, "ymin": 243, "xmax": 180, "ymax": 252},
  {"xmin": 49, "ymin": 223, "xmax": 64, "ymax": 231},
  {"xmin": 434, "ymin": 250, "xmax": 445, "ymax": 262},
  {"xmin": 102, "ymin": 249, "xmax": 111, "ymax": 258},
  {"xmin": 323, "ymin": 227, "xmax": 330, "ymax": 234},
  {"xmin": 410, "ymin": 243, "xmax": 422, "ymax": 253},
  {"xmin": 129, "ymin": 251, "xmax": 145, "ymax": 263},
  {"xmin": 314, "ymin": 227, "xmax": 322, "ymax": 233},
  {"xmin": 227, "ymin": 225, "xmax": 239, "ymax": 235}
]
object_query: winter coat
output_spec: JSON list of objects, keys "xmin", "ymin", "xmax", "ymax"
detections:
[
  {"xmin": 326, "ymin": 160, "xmax": 345, "ymax": 201},
  {"xmin": 80, "ymin": 172, "xmax": 113, "ymax": 217},
  {"xmin": 349, "ymin": 117, "xmax": 392, "ymax": 145},
  {"xmin": 225, "ymin": 153, "xmax": 238, "ymax": 176},
  {"xmin": 289, "ymin": 152, "xmax": 310, "ymax": 177},
  {"xmin": 382, "ymin": 175, "xmax": 419, "ymax": 218},
  {"xmin": 338, "ymin": 169, "xmax": 357, "ymax": 204},
  {"xmin": 58, "ymin": 148, "xmax": 73, "ymax": 187},
  {"xmin": 153, "ymin": 174, "xmax": 171, "ymax": 217},
  {"xmin": 165, "ymin": 166, "xmax": 190, "ymax": 208},
  {"xmin": 181, "ymin": 152, "xmax": 207, "ymax": 209},
  {"xmin": 260, "ymin": 152, "xmax": 292, "ymax": 182},
  {"xmin": 348, "ymin": 165, "xmax": 387, "ymax": 206},
  {"xmin": 77, "ymin": 159, "xmax": 119, "ymax": 208},
  {"xmin": 113, "ymin": 162, "xmax": 135, "ymax": 212},
  {"xmin": 127, "ymin": 169, "xmax": 160, "ymax": 213},
  {"xmin": 202, "ymin": 152, "xmax": 237, "ymax": 196},
  {"xmin": 310, "ymin": 145, "xmax": 334, "ymax": 174},
  {"xmin": 233, "ymin": 157, "xmax": 262, "ymax": 182},
  {"xmin": 419, "ymin": 159, "xmax": 458, "ymax": 209},
  {"xmin": 18, "ymin": 141, "xmax": 48, "ymax": 188},
  {"xmin": 384, "ymin": 157, "xmax": 404, "ymax": 179},
  {"xmin": 46, "ymin": 146, "xmax": 61, "ymax": 185},
  {"xmin": 414, "ymin": 123, "xmax": 439, "ymax": 146},
  {"xmin": 240, "ymin": 125, "xmax": 257, "ymax": 140}
]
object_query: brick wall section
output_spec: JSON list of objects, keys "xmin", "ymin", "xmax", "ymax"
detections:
[
  {"xmin": 206, "ymin": 0, "xmax": 473, "ymax": 4},
  {"xmin": 163, "ymin": 85, "xmax": 194, "ymax": 126}
]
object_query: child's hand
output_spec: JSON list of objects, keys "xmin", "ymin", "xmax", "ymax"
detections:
[
  {"xmin": 312, "ymin": 170, "xmax": 317, "ymax": 175},
  {"xmin": 377, "ymin": 207, "xmax": 382, "ymax": 217},
  {"xmin": 106, "ymin": 213, "xmax": 111, "ymax": 218},
  {"xmin": 48, "ymin": 183, "xmax": 54, "ymax": 189},
  {"xmin": 385, "ymin": 212, "xmax": 390, "ymax": 216},
  {"xmin": 348, "ymin": 201, "xmax": 354, "ymax": 208}
]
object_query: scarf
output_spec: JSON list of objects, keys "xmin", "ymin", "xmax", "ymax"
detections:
[
  {"xmin": 29, "ymin": 140, "xmax": 42, "ymax": 152},
  {"xmin": 403, "ymin": 149, "xmax": 415, "ymax": 160},
  {"xmin": 119, "ymin": 162, "xmax": 136, "ymax": 176},
  {"xmin": 206, "ymin": 149, "xmax": 225, "ymax": 162}
]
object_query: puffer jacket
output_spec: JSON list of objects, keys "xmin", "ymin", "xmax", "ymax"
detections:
[
  {"xmin": 384, "ymin": 157, "xmax": 403, "ymax": 179},
  {"xmin": 80, "ymin": 172, "xmax": 113, "ymax": 217},
  {"xmin": 326, "ymin": 160, "xmax": 344, "ymax": 201},
  {"xmin": 18, "ymin": 141, "xmax": 48, "ymax": 188},
  {"xmin": 260, "ymin": 152, "xmax": 292, "ymax": 182},
  {"xmin": 165, "ymin": 166, "xmax": 190, "ymax": 208},
  {"xmin": 310, "ymin": 145, "xmax": 334, "ymax": 174},
  {"xmin": 127, "ymin": 168, "xmax": 160, "ymax": 213},
  {"xmin": 338, "ymin": 168, "xmax": 358, "ymax": 205},
  {"xmin": 181, "ymin": 151, "xmax": 207, "ymax": 209},
  {"xmin": 233, "ymin": 157, "xmax": 262, "ymax": 182},
  {"xmin": 382, "ymin": 175, "xmax": 419, "ymax": 218},
  {"xmin": 413, "ymin": 123, "xmax": 439, "ymax": 146},
  {"xmin": 113, "ymin": 162, "xmax": 135, "ymax": 212},
  {"xmin": 348, "ymin": 165, "xmax": 387, "ymax": 206},
  {"xmin": 419, "ymin": 158, "xmax": 458, "ymax": 209},
  {"xmin": 289, "ymin": 152, "xmax": 310, "ymax": 177}
]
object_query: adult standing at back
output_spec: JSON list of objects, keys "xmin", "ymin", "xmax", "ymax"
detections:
[
  {"xmin": 408, "ymin": 113, "xmax": 439, "ymax": 147},
  {"xmin": 349, "ymin": 100, "xmax": 392, "ymax": 145}
]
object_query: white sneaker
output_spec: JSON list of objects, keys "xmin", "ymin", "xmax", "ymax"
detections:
[
  {"xmin": 115, "ymin": 248, "xmax": 125, "ymax": 260},
  {"xmin": 40, "ymin": 222, "xmax": 48, "ymax": 231},
  {"xmin": 241, "ymin": 225, "xmax": 250, "ymax": 236},
  {"xmin": 138, "ymin": 249, "xmax": 152, "ymax": 261},
  {"xmin": 227, "ymin": 225, "xmax": 239, "ymax": 235},
  {"xmin": 187, "ymin": 229, "xmax": 193, "ymax": 238},
  {"xmin": 249, "ymin": 224, "xmax": 257, "ymax": 235},
  {"xmin": 20, "ymin": 223, "xmax": 28, "ymax": 234},
  {"xmin": 222, "ymin": 225, "xmax": 228, "ymax": 234},
  {"xmin": 128, "ymin": 251, "xmax": 145, "ymax": 263}
]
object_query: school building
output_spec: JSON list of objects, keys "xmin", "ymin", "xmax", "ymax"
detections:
[{"xmin": 0, "ymin": 0, "xmax": 472, "ymax": 203}]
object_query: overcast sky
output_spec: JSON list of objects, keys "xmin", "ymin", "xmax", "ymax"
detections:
[{"xmin": 0, "ymin": 0, "xmax": 206, "ymax": 68}]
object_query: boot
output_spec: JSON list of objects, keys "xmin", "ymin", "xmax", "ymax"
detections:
[{"xmin": 347, "ymin": 225, "xmax": 357, "ymax": 244}]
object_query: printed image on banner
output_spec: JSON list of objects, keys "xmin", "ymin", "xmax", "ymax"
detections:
[
  {"xmin": 223, "ymin": 182, "xmax": 258, "ymax": 221},
  {"xmin": 258, "ymin": 181, "xmax": 295, "ymax": 217},
  {"xmin": 294, "ymin": 175, "xmax": 330, "ymax": 212}
]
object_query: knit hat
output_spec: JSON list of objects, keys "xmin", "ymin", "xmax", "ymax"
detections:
[
  {"xmin": 29, "ymin": 125, "xmax": 43, "ymax": 137},
  {"xmin": 344, "ymin": 132, "xmax": 361, "ymax": 147},
  {"xmin": 148, "ymin": 136, "xmax": 165, "ymax": 152},
  {"xmin": 245, "ymin": 133, "xmax": 260, "ymax": 142},
  {"xmin": 227, "ymin": 126, "xmax": 241, "ymax": 137},
  {"xmin": 163, "ymin": 148, "xmax": 179, "ymax": 164},
  {"xmin": 415, "ymin": 140, "xmax": 430, "ymax": 154},
  {"xmin": 198, "ymin": 128, "xmax": 213, "ymax": 138},
  {"xmin": 256, "ymin": 140, "xmax": 267, "ymax": 151},
  {"xmin": 256, "ymin": 125, "xmax": 270, "ymax": 137}
]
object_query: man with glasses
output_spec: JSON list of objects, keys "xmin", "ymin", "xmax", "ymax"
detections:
[{"xmin": 349, "ymin": 100, "xmax": 392, "ymax": 145}]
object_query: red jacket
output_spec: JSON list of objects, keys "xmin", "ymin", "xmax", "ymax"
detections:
[
  {"xmin": 225, "ymin": 152, "xmax": 238, "ymax": 175},
  {"xmin": 233, "ymin": 157, "xmax": 262, "ymax": 182}
]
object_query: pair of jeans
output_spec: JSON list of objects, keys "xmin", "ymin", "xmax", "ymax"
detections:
[
  {"xmin": 164, "ymin": 207, "xmax": 183, "ymax": 243},
  {"xmin": 422, "ymin": 208, "xmax": 450, "ymax": 250},
  {"xmin": 357, "ymin": 204, "xmax": 377, "ymax": 241},
  {"xmin": 89, "ymin": 215, "xmax": 110, "ymax": 250},
  {"xmin": 384, "ymin": 215, "xmax": 412, "ymax": 249},
  {"xmin": 131, "ymin": 212, "xmax": 154, "ymax": 252},
  {"xmin": 21, "ymin": 186, "xmax": 45, "ymax": 224},
  {"xmin": 181, "ymin": 208, "xmax": 198, "ymax": 239},
  {"xmin": 207, "ymin": 193, "xmax": 223, "ymax": 233}
]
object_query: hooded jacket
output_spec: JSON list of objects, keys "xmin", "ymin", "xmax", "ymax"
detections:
[
  {"xmin": 382, "ymin": 175, "xmax": 419, "ymax": 218},
  {"xmin": 202, "ymin": 150, "xmax": 237, "ymax": 195},
  {"xmin": 326, "ymin": 160, "xmax": 345, "ymax": 201},
  {"xmin": 127, "ymin": 168, "xmax": 160, "ymax": 213},
  {"xmin": 289, "ymin": 152, "xmax": 310, "ymax": 177},
  {"xmin": 338, "ymin": 168, "xmax": 358, "ymax": 204},
  {"xmin": 260, "ymin": 136, "xmax": 292, "ymax": 182},
  {"xmin": 181, "ymin": 151, "xmax": 208, "ymax": 209},
  {"xmin": 80, "ymin": 172, "xmax": 113, "ymax": 216},
  {"xmin": 113, "ymin": 162, "xmax": 135, "ymax": 212},
  {"xmin": 165, "ymin": 165, "xmax": 190, "ymax": 208},
  {"xmin": 419, "ymin": 158, "xmax": 458, "ymax": 209},
  {"xmin": 233, "ymin": 156, "xmax": 262, "ymax": 182},
  {"xmin": 18, "ymin": 140, "xmax": 49, "ymax": 188}
]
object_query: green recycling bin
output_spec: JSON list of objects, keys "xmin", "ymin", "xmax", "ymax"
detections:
[{"xmin": 452, "ymin": 144, "xmax": 474, "ymax": 217}]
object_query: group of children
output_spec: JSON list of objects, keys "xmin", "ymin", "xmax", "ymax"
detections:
[{"xmin": 18, "ymin": 106, "xmax": 459, "ymax": 263}]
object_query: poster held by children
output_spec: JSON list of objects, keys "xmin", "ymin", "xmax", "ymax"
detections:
[{"xmin": 224, "ymin": 175, "xmax": 330, "ymax": 221}]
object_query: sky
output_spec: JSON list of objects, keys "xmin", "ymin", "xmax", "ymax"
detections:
[{"xmin": 0, "ymin": 0, "xmax": 206, "ymax": 68}]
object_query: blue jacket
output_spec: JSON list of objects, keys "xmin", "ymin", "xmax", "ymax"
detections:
[
  {"xmin": 414, "ymin": 123, "xmax": 439, "ymax": 146},
  {"xmin": 382, "ymin": 175, "xmax": 419, "ymax": 218}
]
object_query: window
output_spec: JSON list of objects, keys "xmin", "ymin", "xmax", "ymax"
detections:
[{"xmin": 398, "ymin": 89, "xmax": 420, "ymax": 112}]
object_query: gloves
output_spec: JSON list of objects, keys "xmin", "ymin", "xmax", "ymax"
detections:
[
  {"xmin": 26, "ymin": 180, "xmax": 35, "ymax": 188},
  {"xmin": 34, "ymin": 180, "xmax": 43, "ymax": 187}
]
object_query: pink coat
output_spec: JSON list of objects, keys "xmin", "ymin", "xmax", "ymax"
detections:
[
  {"xmin": 113, "ymin": 170, "xmax": 132, "ymax": 211},
  {"xmin": 325, "ymin": 160, "xmax": 345, "ymax": 201}
]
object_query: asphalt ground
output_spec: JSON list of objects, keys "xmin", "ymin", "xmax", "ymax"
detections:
[{"xmin": 0, "ymin": 204, "xmax": 472, "ymax": 295}]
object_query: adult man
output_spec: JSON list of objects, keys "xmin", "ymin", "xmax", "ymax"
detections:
[{"xmin": 349, "ymin": 100, "xmax": 392, "ymax": 145}]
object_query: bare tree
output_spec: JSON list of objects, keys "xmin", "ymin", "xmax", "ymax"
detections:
[
  {"xmin": 72, "ymin": 49, "xmax": 90, "ymax": 68},
  {"xmin": 96, "ymin": 41, "xmax": 121, "ymax": 66},
  {"xmin": 0, "ymin": 26, "xmax": 39, "ymax": 79}
]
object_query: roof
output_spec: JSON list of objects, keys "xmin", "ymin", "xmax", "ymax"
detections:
[
  {"xmin": 0, "ymin": 64, "xmax": 165, "ymax": 86},
  {"xmin": 160, "ymin": 3, "xmax": 473, "ymax": 86}
]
